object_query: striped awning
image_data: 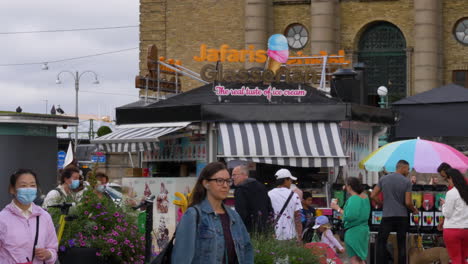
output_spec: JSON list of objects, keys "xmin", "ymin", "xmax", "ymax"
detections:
[
  {"xmin": 218, "ymin": 122, "xmax": 347, "ymax": 167},
  {"xmin": 92, "ymin": 123, "xmax": 190, "ymax": 153}
]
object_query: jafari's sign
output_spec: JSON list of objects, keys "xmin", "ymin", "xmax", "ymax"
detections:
[{"xmin": 194, "ymin": 44, "xmax": 350, "ymax": 65}]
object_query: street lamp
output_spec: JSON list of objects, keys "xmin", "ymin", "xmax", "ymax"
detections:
[
  {"xmin": 56, "ymin": 70, "xmax": 99, "ymax": 152},
  {"xmin": 377, "ymin": 86, "xmax": 389, "ymax": 146},
  {"xmin": 377, "ymin": 86, "xmax": 388, "ymax": 108}
]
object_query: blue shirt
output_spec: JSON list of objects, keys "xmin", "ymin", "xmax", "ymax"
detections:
[{"xmin": 171, "ymin": 198, "xmax": 254, "ymax": 264}]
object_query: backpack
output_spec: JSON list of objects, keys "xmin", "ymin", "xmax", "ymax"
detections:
[{"xmin": 151, "ymin": 206, "xmax": 200, "ymax": 264}]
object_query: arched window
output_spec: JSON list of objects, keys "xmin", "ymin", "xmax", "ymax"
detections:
[{"xmin": 358, "ymin": 22, "xmax": 407, "ymax": 103}]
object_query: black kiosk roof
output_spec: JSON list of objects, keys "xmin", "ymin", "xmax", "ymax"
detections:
[
  {"xmin": 393, "ymin": 84, "xmax": 468, "ymax": 138},
  {"xmin": 116, "ymin": 82, "xmax": 393, "ymax": 125}
]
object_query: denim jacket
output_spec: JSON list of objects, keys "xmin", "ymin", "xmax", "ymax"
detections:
[{"xmin": 171, "ymin": 198, "xmax": 254, "ymax": 264}]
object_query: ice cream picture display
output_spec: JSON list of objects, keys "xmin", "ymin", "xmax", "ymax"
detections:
[{"xmin": 267, "ymin": 34, "xmax": 289, "ymax": 73}]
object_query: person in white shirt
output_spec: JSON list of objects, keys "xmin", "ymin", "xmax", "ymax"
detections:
[
  {"xmin": 440, "ymin": 168, "xmax": 468, "ymax": 264},
  {"xmin": 268, "ymin": 168, "xmax": 303, "ymax": 241}
]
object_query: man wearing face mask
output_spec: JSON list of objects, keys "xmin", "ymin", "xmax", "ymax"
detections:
[
  {"xmin": 0, "ymin": 169, "xmax": 58, "ymax": 263},
  {"xmin": 42, "ymin": 167, "xmax": 83, "ymax": 208}
]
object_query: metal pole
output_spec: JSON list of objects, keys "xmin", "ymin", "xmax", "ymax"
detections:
[
  {"xmin": 145, "ymin": 200, "xmax": 154, "ymax": 263},
  {"xmin": 157, "ymin": 63, "xmax": 161, "ymax": 102},
  {"xmin": 145, "ymin": 76, "xmax": 149, "ymax": 104},
  {"xmin": 75, "ymin": 71, "xmax": 79, "ymax": 153},
  {"xmin": 175, "ymin": 71, "xmax": 179, "ymax": 94}
]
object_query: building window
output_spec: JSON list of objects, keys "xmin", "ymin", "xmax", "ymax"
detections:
[
  {"xmin": 453, "ymin": 70, "xmax": 468, "ymax": 88},
  {"xmin": 358, "ymin": 22, "xmax": 407, "ymax": 104},
  {"xmin": 284, "ymin": 23, "xmax": 309, "ymax": 50},
  {"xmin": 454, "ymin": 18, "xmax": 468, "ymax": 45}
]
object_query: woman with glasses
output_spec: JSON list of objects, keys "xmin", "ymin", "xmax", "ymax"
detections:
[{"xmin": 172, "ymin": 162, "xmax": 253, "ymax": 263}]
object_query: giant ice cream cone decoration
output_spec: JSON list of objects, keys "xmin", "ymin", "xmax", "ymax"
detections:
[{"xmin": 267, "ymin": 34, "xmax": 289, "ymax": 74}]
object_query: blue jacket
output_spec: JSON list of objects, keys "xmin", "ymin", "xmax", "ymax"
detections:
[{"xmin": 171, "ymin": 198, "xmax": 254, "ymax": 264}]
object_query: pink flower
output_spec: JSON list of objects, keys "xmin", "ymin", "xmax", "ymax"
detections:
[
  {"xmin": 93, "ymin": 226, "xmax": 98, "ymax": 230},
  {"xmin": 110, "ymin": 247, "xmax": 115, "ymax": 252}
]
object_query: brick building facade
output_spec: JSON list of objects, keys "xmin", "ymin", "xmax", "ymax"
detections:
[{"xmin": 138, "ymin": 0, "xmax": 468, "ymax": 100}]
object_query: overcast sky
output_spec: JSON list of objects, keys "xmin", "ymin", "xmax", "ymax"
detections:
[{"xmin": 0, "ymin": 0, "xmax": 140, "ymax": 120}]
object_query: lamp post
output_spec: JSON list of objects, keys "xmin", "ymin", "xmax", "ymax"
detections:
[
  {"xmin": 377, "ymin": 86, "xmax": 388, "ymax": 108},
  {"xmin": 377, "ymin": 86, "xmax": 389, "ymax": 146},
  {"xmin": 56, "ymin": 71, "xmax": 99, "ymax": 152}
]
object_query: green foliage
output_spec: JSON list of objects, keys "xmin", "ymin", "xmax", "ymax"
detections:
[
  {"xmin": 251, "ymin": 233, "xmax": 319, "ymax": 264},
  {"xmin": 49, "ymin": 171, "xmax": 145, "ymax": 263},
  {"xmin": 97, "ymin": 126, "xmax": 112, "ymax": 137}
]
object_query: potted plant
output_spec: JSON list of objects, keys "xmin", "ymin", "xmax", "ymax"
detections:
[
  {"xmin": 251, "ymin": 233, "xmax": 320, "ymax": 264},
  {"xmin": 48, "ymin": 170, "xmax": 145, "ymax": 264}
]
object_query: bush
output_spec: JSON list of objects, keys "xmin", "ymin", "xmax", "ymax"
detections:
[{"xmin": 97, "ymin": 126, "xmax": 112, "ymax": 137}]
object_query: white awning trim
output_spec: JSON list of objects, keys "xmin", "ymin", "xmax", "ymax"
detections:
[
  {"xmin": 217, "ymin": 122, "xmax": 347, "ymax": 168},
  {"xmin": 92, "ymin": 123, "xmax": 190, "ymax": 153}
]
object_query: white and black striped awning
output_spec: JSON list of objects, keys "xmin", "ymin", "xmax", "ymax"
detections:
[
  {"xmin": 92, "ymin": 123, "xmax": 190, "ymax": 153},
  {"xmin": 218, "ymin": 122, "xmax": 347, "ymax": 167}
]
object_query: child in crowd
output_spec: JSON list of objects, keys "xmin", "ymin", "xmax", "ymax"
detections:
[
  {"xmin": 313, "ymin": 215, "xmax": 345, "ymax": 254},
  {"xmin": 301, "ymin": 191, "xmax": 316, "ymax": 230}
]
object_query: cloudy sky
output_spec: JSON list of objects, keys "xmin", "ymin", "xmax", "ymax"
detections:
[{"xmin": 0, "ymin": 0, "xmax": 140, "ymax": 120}]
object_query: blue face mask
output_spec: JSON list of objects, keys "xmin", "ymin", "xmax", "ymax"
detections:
[
  {"xmin": 16, "ymin": 188, "xmax": 37, "ymax": 205},
  {"xmin": 96, "ymin": 185, "xmax": 105, "ymax": 193},
  {"xmin": 70, "ymin": 179, "xmax": 80, "ymax": 190}
]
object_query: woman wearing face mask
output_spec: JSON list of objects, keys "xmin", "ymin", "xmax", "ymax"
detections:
[
  {"xmin": 171, "ymin": 162, "xmax": 253, "ymax": 263},
  {"xmin": 0, "ymin": 169, "xmax": 58, "ymax": 263},
  {"xmin": 42, "ymin": 167, "xmax": 83, "ymax": 208}
]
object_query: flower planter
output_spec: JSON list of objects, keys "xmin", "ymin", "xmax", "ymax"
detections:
[{"xmin": 59, "ymin": 248, "xmax": 103, "ymax": 264}]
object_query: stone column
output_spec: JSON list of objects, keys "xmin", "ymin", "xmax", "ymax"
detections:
[
  {"xmin": 245, "ymin": 0, "xmax": 270, "ymax": 68},
  {"xmin": 414, "ymin": 0, "xmax": 442, "ymax": 94},
  {"xmin": 310, "ymin": 0, "xmax": 339, "ymax": 54}
]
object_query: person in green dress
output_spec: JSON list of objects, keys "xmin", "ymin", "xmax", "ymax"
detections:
[{"xmin": 331, "ymin": 177, "xmax": 370, "ymax": 264}]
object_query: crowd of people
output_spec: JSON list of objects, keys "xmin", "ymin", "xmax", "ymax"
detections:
[
  {"xmin": 0, "ymin": 167, "xmax": 114, "ymax": 264},
  {"xmin": 0, "ymin": 159, "xmax": 467, "ymax": 264}
]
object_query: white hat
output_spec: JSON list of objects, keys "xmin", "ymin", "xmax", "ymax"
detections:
[{"xmin": 275, "ymin": 169, "xmax": 297, "ymax": 181}]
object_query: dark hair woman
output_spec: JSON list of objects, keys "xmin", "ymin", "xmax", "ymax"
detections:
[
  {"xmin": 0, "ymin": 169, "xmax": 58, "ymax": 263},
  {"xmin": 172, "ymin": 162, "xmax": 253, "ymax": 263},
  {"xmin": 330, "ymin": 177, "xmax": 370, "ymax": 264},
  {"xmin": 42, "ymin": 167, "xmax": 82, "ymax": 208},
  {"xmin": 440, "ymin": 168, "xmax": 468, "ymax": 264}
]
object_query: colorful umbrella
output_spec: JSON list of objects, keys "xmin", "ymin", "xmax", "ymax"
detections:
[{"xmin": 359, "ymin": 138, "xmax": 468, "ymax": 173}]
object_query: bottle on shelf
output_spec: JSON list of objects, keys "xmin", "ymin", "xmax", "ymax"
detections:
[
  {"xmin": 370, "ymin": 187, "xmax": 383, "ymax": 232},
  {"xmin": 410, "ymin": 184, "xmax": 423, "ymax": 232},
  {"xmin": 421, "ymin": 185, "xmax": 435, "ymax": 233},
  {"xmin": 434, "ymin": 184, "xmax": 448, "ymax": 232}
]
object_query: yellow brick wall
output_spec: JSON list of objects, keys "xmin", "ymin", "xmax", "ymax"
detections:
[
  {"xmin": 443, "ymin": 0, "xmax": 468, "ymax": 84},
  {"xmin": 139, "ymin": 0, "xmax": 246, "ymax": 96},
  {"xmin": 273, "ymin": 4, "xmax": 311, "ymax": 56}
]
